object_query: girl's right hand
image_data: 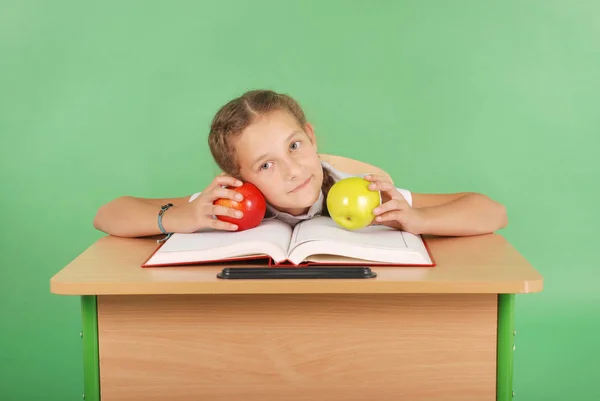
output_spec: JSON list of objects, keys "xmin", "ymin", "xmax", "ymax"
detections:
[{"xmin": 178, "ymin": 174, "xmax": 245, "ymax": 232}]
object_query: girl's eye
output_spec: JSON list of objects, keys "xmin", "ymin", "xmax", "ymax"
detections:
[
  {"xmin": 290, "ymin": 140, "xmax": 301, "ymax": 150},
  {"xmin": 260, "ymin": 162, "xmax": 273, "ymax": 171}
]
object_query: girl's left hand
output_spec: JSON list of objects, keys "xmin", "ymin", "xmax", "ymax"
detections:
[{"xmin": 364, "ymin": 174, "xmax": 427, "ymax": 235}]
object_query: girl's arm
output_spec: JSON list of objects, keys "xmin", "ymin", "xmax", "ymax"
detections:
[
  {"xmin": 93, "ymin": 195, "xmax": 194, "ymax": 238},
  {"xmin": 411, "ymin": 192, "xmax": 508, "ymax": 236},
  {"xmin": 93, "ymin": 174, "xmax": 246, "ymax": 237},
  {"xmin": 365, "ymin": 175, "xmax": 507, "ymax": 236}
]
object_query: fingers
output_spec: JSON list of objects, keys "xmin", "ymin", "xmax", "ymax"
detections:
[
  {"xmin": 195, "ymin": 176, "xmax": 245, "ymax": 205},
  {"xmin": 367, "ymin": 179, "xmax": 396, "ymax": 193},
  {"xmin": 373, "ymin": 199, "xmax": 407, "ymax": 216},
  {"xmin": 364, "ymin": 174, "xmax": 392, "ymax": 184},
  {"xmin": 206, "ymin": 175, "xmax": 243, "ymax": 191},
  {"xmin": 365, "ymin": 174, "xmax": 404, "ymax": 204},
  {"xmin": 198, "ymin": 205, "xmax": 242, "ymax": 231},
  {"xmin": 214, "ymin": 175, "xmax": 243, "ymax": 187},
  {"xmin": 374, "ymin": 210, "xmax": 402, "ymax": 223},
  {"xmin": 197, "ymin": 186, "xmax": 243, "ymax": 205},
  {"xmin": 211, "ymin": 186, "xmax": 244, "ymax": 203},
  {"xmin": 206, "ymin": 175, "xmax": 244, "ymax": 202},
  {"xmin": 210, "ymin": 204, "xmax": 243, "ymax": 220},
  {"xmin": 364, "ymin": 174, "xmax": 394, "ymax": 191},
  {"xmin": 209, "ymin": 217, "xmax": 239, "ymax": 231}
]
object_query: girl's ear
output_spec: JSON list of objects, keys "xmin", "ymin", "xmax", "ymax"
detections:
[{"xmin": 304, "ymin": 122, "xmax": 317, "ymax": 147}]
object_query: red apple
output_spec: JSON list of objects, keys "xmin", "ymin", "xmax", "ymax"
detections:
[{"xmin": 213, "ymin": 182, "xmax": 267, "ymax": 231}]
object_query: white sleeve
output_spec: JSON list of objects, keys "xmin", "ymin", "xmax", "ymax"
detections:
[
  {"xmin": 396, "ymin": 188, "xmax": 412, "ymax": 206},
  {"xmin": 189, "ymin": 192, "xmax": 201, "ymax": 202}
]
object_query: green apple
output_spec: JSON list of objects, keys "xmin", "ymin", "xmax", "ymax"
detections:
[{"xmin": 326, "ymin": 177, "xmax": 381, "ymax": 230}]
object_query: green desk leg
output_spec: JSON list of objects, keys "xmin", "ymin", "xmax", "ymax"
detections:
[
  {"xmin": 81, "ymin": 296, "xmax": 100, "ymax": 401},
  {"xmin": 497, "ymin": 294, "xmax": 515, "ymax": 400}
]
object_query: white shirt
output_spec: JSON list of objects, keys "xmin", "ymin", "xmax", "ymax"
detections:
[{"xmin": 189, "ymin": 160, "xmax": 411, "ymax": 227}]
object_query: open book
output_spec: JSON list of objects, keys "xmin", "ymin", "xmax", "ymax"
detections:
[{"xmin": 142, "ymin": 216, "xmax": 434, "ymax": 268}]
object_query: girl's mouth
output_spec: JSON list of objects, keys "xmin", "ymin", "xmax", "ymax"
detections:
[{"xmin": 290, "ymin": 176, "xmax": 312, "ymax": 193}]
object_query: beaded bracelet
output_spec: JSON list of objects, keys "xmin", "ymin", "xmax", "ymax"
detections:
[{"xmin": 157, "ymin": 203, "xmax": 174, "ymax": 243}]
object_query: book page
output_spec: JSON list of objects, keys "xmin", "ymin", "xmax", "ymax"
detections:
[
  {"xmin": 286, "ymin": 216, "xmax": 431, "ymax": 265},
  {"xmin": 290, "ymin": 216, "xmax": 409, "ymax": 250},
  {"xmin": 145, "ymin": 219, "xmax": 293, "ymax": 266}
]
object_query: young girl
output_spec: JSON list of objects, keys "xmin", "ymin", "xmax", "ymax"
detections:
[{"xmin": 93, "ymin": 89, "xmax": 507, "ymax": 238}]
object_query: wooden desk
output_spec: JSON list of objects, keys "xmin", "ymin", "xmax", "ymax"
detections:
[{"xmin": 50, "ymin": 233, "xmax": 542, "ymax": 401}]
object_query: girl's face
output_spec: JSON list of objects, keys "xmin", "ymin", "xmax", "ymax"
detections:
[{"xmin": 234, "ymin": 109, "xmax": 324, "ymax": 215}]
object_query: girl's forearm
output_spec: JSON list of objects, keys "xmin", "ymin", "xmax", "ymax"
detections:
[
  {"xmin": 418, "ymin": 193, "xmax": 507, "ymax": 236},
  {"xmin": 93, "ymin": 196, "xmax": 188, "ymax": 237}
]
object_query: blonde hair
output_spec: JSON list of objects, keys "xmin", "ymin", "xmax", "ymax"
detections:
[{"xmin": 207, "ymin": 89, "xmax": 335, "ymax": 215}]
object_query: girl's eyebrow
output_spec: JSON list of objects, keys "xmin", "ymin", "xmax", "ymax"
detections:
[
  {"xmin": 251, "ymin": 130, "xmax": 302, "ymax": 166},
  {"xmin": 284, "ymin": 130, "xmax": 302, "ymax": 143}
]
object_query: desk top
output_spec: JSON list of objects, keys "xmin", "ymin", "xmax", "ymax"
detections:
[{"xmin": 50, "ymin": 233, "xmax": 543, "ymax": 295}]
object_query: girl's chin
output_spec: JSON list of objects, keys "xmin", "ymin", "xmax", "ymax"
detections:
[
  {"xmin": 272, "ymin": 194, "xmax": 320, "ymax": 215},
  {"xmin": 291, "ymin": 190, "xmax": 321, "ymax": 206}
]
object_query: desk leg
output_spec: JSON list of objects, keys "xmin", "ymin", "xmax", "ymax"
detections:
[
  {"xmin": 81, "ymin": 295, "xmax": 101, "ymax": 401},
  {"xmin": 497, "ymin": 294, "xmax": 515, "ymax": 401}
]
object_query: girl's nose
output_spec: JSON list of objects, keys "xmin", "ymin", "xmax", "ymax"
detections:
[{"xmin": 283, "ymin": 158, "xmax": 303, "ymax": 179}]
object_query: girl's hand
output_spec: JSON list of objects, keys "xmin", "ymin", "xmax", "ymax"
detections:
[
  {"xmin": 178, "ymin": 174, "xmax": 245, "ymax": 232},
  {"xmin": 364, "ymin": 174, "xmax": 427, "ymax": 235}
]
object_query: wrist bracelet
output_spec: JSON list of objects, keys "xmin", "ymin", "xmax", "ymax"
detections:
[{"xmin": 157, "ymin": 203, "xmax": 174, "ymax": 243}]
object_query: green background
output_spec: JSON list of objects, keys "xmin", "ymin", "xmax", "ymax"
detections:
[{"xmin": 1, "ymin": 1, "xmax": 598, "ymax": 399}]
